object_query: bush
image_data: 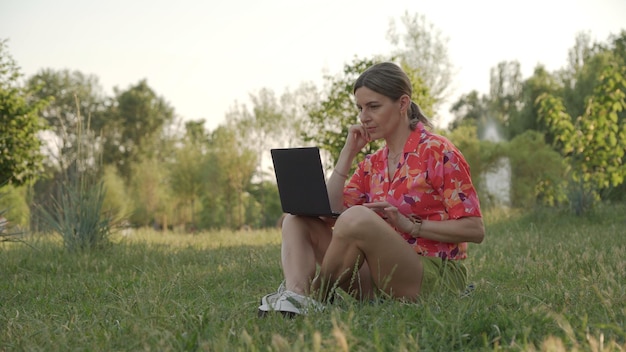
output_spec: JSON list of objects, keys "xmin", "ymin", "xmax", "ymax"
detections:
[
  {"xmin": 506, "ymin": 130, "xmax": 567, "ymax": 208},
  {"xmin": 40, "ymin": 169, "xmax": 111, "ymax": 252},
  {"xmin": 0, "ymin": 183, "xmax": 30, "ymax": 228},
  {"xmin": 37, "ymin": 103, "xmax": 114, "ymax": 252}
]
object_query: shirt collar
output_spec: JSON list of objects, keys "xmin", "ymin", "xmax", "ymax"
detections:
[{"xmin": 384, "ymin": 122, "xmax": 426, "ymax": 158}]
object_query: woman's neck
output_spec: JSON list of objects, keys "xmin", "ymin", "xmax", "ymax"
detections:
[{"xmin": 385, "ymin": 124, "xmax": 412, "ymax": 156}]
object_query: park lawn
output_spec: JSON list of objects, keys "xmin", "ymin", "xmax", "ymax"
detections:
[{"xmin": 1, "ymin": 204, "xmax": 625, "ymax": 351}]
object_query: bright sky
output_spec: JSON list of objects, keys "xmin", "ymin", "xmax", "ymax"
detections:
[{"xmin": 2, "ymin": 0, "xmax": 625, "ymax": 130}]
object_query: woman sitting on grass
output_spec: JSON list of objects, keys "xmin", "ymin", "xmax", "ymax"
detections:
[{"xmin": 258, "ymin": 62, "xmax": 485, "ymax": 317}]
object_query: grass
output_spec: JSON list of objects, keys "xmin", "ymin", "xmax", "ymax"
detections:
[{"xmin": 1, "ymin": 204, "xmax": 625, "ymax": 351}]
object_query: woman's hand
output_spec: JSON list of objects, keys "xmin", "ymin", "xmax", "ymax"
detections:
[
  {"xmin": 344, "ymin": 124, "xmax": 370, "ymax": 156},
  {"xmin": 363, "ymin": 202, "xmax": 413, "ymax": 234}
]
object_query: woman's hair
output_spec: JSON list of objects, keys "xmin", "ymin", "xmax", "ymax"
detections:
[{"xmin": 353, "ymin": 62, "xmax": 433, "ymax": 130}]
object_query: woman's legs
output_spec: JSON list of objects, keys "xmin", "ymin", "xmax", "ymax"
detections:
[
  {"xmin": 280, "ymin": 215, "xmax": 333, "ymax": 295},
  {"xmin": 313, "ymin": 205, "xmax": 424, "ymax": 301}
]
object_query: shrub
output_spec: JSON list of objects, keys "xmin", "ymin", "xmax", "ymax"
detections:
[{"xmin": 506, "ymin": 130, "xmax": 567, "ymax": 208}]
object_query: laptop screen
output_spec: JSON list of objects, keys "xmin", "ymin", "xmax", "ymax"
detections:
[{"xmin": 270, "ymin": 147, "xmax": 339, "ymax": 217}]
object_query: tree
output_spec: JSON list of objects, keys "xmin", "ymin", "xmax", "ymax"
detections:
[
  {"xmin": 99, "ymin": 79, "xmax": 175, "ymax": 180},
  {"xmin": 0, "ymin": 40, "xmax": 48, "ymax": 185},
  {"xmin": 489, "ymin": 61, "xmax": 523, "ymax": 129},
  {"xmin": 448, "ymin": 90, "xmax": 490, "ymax": 131},
  {"xmin": 387, "ymin": 11, "xmax": 454, "ymax": 113},
  {"xmin": 302, "ymin": 56, "xmax": 381, "ymax": 167},
  {"xmin": 26, "ymin": 69, "xmax": 106, "ymax": 171},
  {"xmin": 303, "ymin": 57, "xmax": 437, "ymax": 168},
  {"xmin": 128, "ymin": 157, "xmax": 172, "ymax": 228},
  {"xmin": 507, "ymin": 65, "xmax": 560, "ymax": 140},
  {"xmin": 197, "ymin": 124, "xmax": 257, "ymax": 229},
  {"xmin": 538, "ymin": 61, "xmax": 626, "ymax": 212},
  {"xmin": 168, "ymin": 120, "xmax": 210, "ymax": 228}
]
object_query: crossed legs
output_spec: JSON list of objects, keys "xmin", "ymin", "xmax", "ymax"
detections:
[{"xmin": 280, "ymin": 205, "xmax": 424, "ymax": 302}]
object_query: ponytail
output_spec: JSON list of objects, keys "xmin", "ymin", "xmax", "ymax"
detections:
[{"xmin": 408, "ymin": 101, "xmax": 433, "ymax": 130}]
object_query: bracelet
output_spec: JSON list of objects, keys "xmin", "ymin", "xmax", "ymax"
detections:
[
  {"xmin": 333, "ymin": 169, "xmax": 348, "ymax": 179},
  {"xmin": 409, "ymin": 215, "xmax": 422, "ymax": 238}
]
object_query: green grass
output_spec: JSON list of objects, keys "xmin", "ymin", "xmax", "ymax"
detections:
[{"xmin": 1, "ymin": 204, "xmax": 625, "ymax": 351}]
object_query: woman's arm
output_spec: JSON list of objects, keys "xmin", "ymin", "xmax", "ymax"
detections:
[
  {"xmin": 418, "ymin": 216, "xmax": 484, "ymax": 244},
  {"xmin": 327, "ymin": 149, "xmax": 355, "ymax": 212},
  {"xmin": 364, "ymin": 202, "xmax": 485, "ymax": 244},
  {"xmin": 328, "ymin": 124, "xmax": 370, "ymax": 212}
]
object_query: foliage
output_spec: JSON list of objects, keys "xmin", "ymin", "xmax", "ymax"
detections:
[
  {"xmin": 387, "ymin": 11, "xmax": 454, "ymax": 112},
  {"xmin": 449, "ymin": 60, "xmax": 524, "ymax": 141},
  {"xmin": 26, "ymin": 68, "xmax": 106, "ymax": 171},
  {"xmin": 0, "ymin": 183, "xmax": 28, "ymax": 243},
  {"xmin": 2, "ymin": 204, "xmax": 625, "ymax": 350},
  {"xmin": 507, "ymin": 64, "xmax": 560, "ymax": 141},
  {"xmin": 489, "ymin": 61, "xmax": 523, "ymax": 130},
  {"xmin": 303, "ymin": 57, "xmax": 437, "ymax": 169},
  {"xmin": 538, "ymin": 61, "xmax": 626, "ymax": 213},
  {"xmin": 505, "ymin": 130, "xmax": 568, "ymax": 207},
  {"xmin": 38, "ymin": 109, "xmax": 113, "ymax": 252},
  {"xmin": 168, "ymin": 123, "xmax": 209, "ymax": 228},
  {"xmin": 247, "ymin": 180, "xmax": 283, "ymax": 228},
  {"xmin": 127, "ymin": 157, "xmax": 172, "ymax": 228},
  {"xmin": 100, "ymin": 165, "xmax": 129, "ymax": 222},
  {"xmin": 197, "ymin": 124, "xmax": 258, "ymax": 230},
  {"xmin": 302, "ymin": 56, "xmax": 380, "ymax": 167},
  {"xmin": 99, "ymin": 79, "xmax": 175, "ymax": 180},
  {"xmin": 0, "ymin": 183, "xmax": 30, "ymax": 228},
  {"xmin": 448, "ymin": 90, "xmax": 490, "ymax": 131},
  {"xmin": 40, "ymin": 176, "xmax": 111, "ymax": 252},
  {"xmin": 0, "ymin": 39, "xmax": 48, "ymax": 185}
]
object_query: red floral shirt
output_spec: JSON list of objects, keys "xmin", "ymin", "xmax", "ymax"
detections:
[{"xmin": 343, "ymin": 122, "xmax": 482, "ymax": 260}]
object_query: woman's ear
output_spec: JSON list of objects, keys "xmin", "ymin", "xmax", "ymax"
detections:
[{"xmin": 400, "ymin": 95, "xmax": 411, "ymax": 113}]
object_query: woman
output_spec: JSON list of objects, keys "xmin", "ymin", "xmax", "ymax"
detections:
[{"xmin": 258, "ymin": 62, "xmax": 484, "ymax": 317}]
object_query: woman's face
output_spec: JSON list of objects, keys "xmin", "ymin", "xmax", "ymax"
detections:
[{"xmin": 355, "ymin": 86, "xmax": 405, "ymax": 140}]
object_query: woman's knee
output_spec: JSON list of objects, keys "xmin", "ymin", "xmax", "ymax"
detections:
[
  {"xmin": 281, "ymin": 214, "xmax": 330, "ymax": 240},
  {"xmin": 333, "ymin": 205, "xmax": 378, "ymax": 239}
]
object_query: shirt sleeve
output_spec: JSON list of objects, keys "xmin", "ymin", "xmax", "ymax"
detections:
[
  {"xmin": 426, "ymin": 144, "xmax": 482, "ymax": 219},
  {"xmin": 342, "ymin": 158, "xmax": 370, "ymax": 208}
]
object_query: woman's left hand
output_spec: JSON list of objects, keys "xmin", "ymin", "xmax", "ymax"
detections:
[{"xmin": 363, "ymin": 202, "xmax": 413, "ymax": 233}]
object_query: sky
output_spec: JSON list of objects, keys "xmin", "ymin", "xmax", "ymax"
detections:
[{"xmin": 2, "ymin": 0, "xmax": 625, "ymax": 131}]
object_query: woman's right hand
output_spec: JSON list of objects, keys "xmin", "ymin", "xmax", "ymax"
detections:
[{"xmin": 344, "ymin": 124, "xmax": 370, "ymax": 156}]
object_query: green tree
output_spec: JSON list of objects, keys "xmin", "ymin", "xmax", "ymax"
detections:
[
  {"xmin": 303, "ymin": 56, "xmax": 381, "ymax": 167},
  {"xmin": 128, "ymin": 157, "xmax": 171, "ymax": 228},
  {"xmin": 168, "ymin": 120, "xmax": 210, "ymax": 228},
  {"xmin": 99, "ymin": 80, "xmax": 175, "ymax": 180},
  {"xmin": 449, "ymin": 60, "xmax": 523, "ymax": 140},
  {"xmin": 0, "ymin": 183, "xmax": 30, "ymax": 228},
  {"xmin": 278, "ymin": 82, "xmax": 319, "ymax": 147},
  {"xmin": 100, "ymin": 165, "xmax": 129, "ymax": 223},
  {"xmin": 199, "ymin": 124, "xmax": 257, "ymax": 229},
  {"xmin": 489, "ymin": 61, "xmax": 523, "ymax": 131},
  {"xmin": 304, "ymin": 57, "xmax": 436, "ymax": 168},
  {"xmin": 0, "ymin": 39, "xmax": 47, "ymax": 185},
  {"xmin": 538, "ymin": 61, "xmax": 626, "ymax": 212},
  {"xmin": 448, "ymin": 90, "xmax": 490, "ymax": 130},
  {"xmin": 507, "ymin": 65, "xmax": 560, "ymax": 141},
  {"xmin": 26, "ymin": 69, "xmax": 106, "ymax": 171}
]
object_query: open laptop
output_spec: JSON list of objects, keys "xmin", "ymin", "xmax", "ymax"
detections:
[{"xmin": 270, "ymin": 147, "xmax": 341, "ymax": 218}]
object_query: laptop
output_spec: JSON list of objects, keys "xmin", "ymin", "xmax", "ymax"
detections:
[{"xmin": 270, "ymin": 147, "xmax": 341, "ymax": 218}]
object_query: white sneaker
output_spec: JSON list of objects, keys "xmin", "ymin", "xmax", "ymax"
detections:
[
  {"xmin": 258, "ymin": 290, "xmax": 324, "ymax": 317},
  {"xmin": 260, "ymin": 281, "xmax": 286, "ymax": 307}
]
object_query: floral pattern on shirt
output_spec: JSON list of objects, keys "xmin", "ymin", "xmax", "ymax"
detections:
[{"xmin": 343, "ymin": 122, "xmax": 482, "ymax": 260}]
